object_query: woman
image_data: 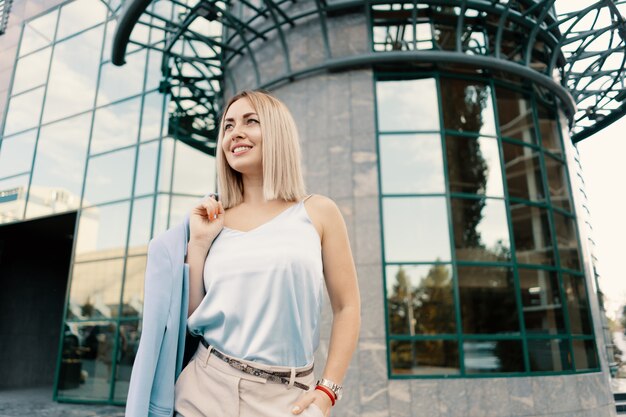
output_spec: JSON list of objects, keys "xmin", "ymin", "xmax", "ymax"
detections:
[{"xmin": 176, "ymin": 90, "xmax": 361, "ymax": 417}]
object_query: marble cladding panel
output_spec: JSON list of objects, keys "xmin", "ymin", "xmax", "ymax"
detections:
[
  {"xmin": 359, "ymin": 339, "xmax": 390, "ymax": 417},
  {"xmin": 388, "ymin": 379, "xmax": 411, "ymax": 417},
  {"xmin": 507, "ymin": 377, "xmax": 535, "ymax": 416},
  {"xmin": 353, "ymin": 196, "xmax": 382, "ymax": 266},
  {"xmin": 327, "ymin": 13, "xmax": 369, "ymax": 57},
  {"xmin": 410, "ymin": 380, "xmax": 440, "ymax": 417},
  {"xmin": 356, "ymin": 263, "xmax": 385, "ymax": 340}
]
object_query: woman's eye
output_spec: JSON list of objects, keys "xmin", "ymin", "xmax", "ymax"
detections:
[
  {"xmin": 248, "ymin": 119, "xmax": 259, "ymax": 124},
  {"xmin": 224, "ymin": 123, "xmax": 233, "ymax": 130}
]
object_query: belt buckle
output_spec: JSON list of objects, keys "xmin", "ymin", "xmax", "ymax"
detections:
[{"xmin": 230, "ymin": 359, "xmax": 247, "ymax": 372}]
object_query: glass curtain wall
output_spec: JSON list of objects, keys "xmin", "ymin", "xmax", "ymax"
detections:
[
  {"xmin": 0, "ymin": 0, "xmax": 216, "ymax": 403},
  {"xmin": 376, "ymin": 73, "xmax": 599, "ymax": 378}
]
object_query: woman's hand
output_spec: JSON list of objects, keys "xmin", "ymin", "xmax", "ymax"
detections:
[
  {"xmin": 189, "ymin": 195, "xmax": 224, "ymax": 250},
  {"xmin": 291, "ymin": 389, "xmax": 333, "ymax": 417}
]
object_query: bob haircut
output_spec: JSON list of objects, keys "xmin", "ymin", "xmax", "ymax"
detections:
[{"xmin": 216, "ymin": 90, "xmax": 306, "ymax": 209}]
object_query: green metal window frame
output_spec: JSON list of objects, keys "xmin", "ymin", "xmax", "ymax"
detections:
[{"xmin": 374, "ymin": 70, "xmax": 600, "ymax": 379}]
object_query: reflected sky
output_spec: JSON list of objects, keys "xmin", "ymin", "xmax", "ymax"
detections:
[
  {"xmin": 56, "ymin": 0, "xmax": 107, "ymax": 41},
  {"xmin": 91, "ymin": 97, "xmax": 141, "ymax": 154},
  {"xmin": 19, "ymin": 10, "xmax": 58, "ymax": 57},
  {"xmin": 75, "ymin": 201, "xmax": 130, "ymax": 261},
  {"xmin": 0, "ymin": 130, "xmax": 37, "ymax": 178},
  {"xmin": 4, "ymin": 87, "xmax": 45, "ymax": 136},
  {"xmin": 84, "ymin": 147, "xmax": 136, "ymax": 206},
  {"xmin": 376, "ymin": 78, "xmax": 439, "ymax": 132},
  {"xmin": 11, "ymin": 47, "xmax": 52, "ymax": 95}
]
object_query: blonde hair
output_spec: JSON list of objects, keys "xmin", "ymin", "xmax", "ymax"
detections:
[{"xmin": 216, "ymin": 90, "xmax": 306, "ymax": 209}]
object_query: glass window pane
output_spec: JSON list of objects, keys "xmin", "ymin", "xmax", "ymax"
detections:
[
  {"xmin": 169, "ymin": 195, "xmax": 198, "ymax": 226},
  {"xmin": 463, "ymin": 340, "xmax": 524, "ymax": 373},
  {"xmin": 390, "ymin": 340, "xmax": 459, "ymax": 376},
  {"xmin": 554, "ymin": 213, "xmax": 582, "ymax": 271},
  {"xmin": 519, "ymin": 269, "xmax": 565, "ymax": 335},
  {"xmin": 502, "ymin": 142, "xmax": 545, "ymax": 202},
  {"xmin": 376, "ymin": 79, "xmax": 439, "ymax": 132},
  {"xmin": 25, "ymin": 113, "xmax": 91, "ymax": 219},
  {"xmin": 56, "ymin": 0, "xmax": 107, "ymax": 40},
  {"xmin": 0, "ymin": 130, "xmax": 37, "ymax": 177},
  {"xmin": 68, "ymin": 259, "xmax": 124, "ymax": 320},
  {"xmin": 382, "ymin": 197, "xmax": 451, "ymax": 262},
  {"xmin": 380, "ymin": 133, "xmax": 444, "ymax": 194},
  {"xmin": 545, "ymin": 156, "xmax": 572, "ymax": 213},
  {"xmin": 97, "ymin": 50, "xmax": 147, "ymax": 106},
  {"xmin": 451, "ymin": 198, "xmax": 510, "ymax": 262},
  {"xmin": 134, "ymin": 142, "xmax": 158, "ymax": 196},
  {"xmin": 84, "ymin": 148, "xmax": 136, "ymax": 206},
  {"xmin": 510, "ymin": 204, "xmax": 554, "ymax": 266},
  {"xmin": 153, "ymin": 194, "xmax": 170, "ymax": 235},
  {"xmin": 113, "ymin": 319, "xmax": 141, "ymax": 401},
  {"xmin": 90, "ymin": 98, "xmax": 141, "ymax": 154},
  {"xmin": 11, "ymin": 47, "xmax": 52, "ymax": 95},
  {"xmin": 19, "ymin": 10, "xmax": 58, "ymax": 56},
  {"xmin": 446, "ymin": 136, "xmax": 503, "ymax": 197},
  {"xmin": 537, "ymin": 103, "xmax": 563, "ymax": 157},
  {"xmin": 128, "ymin": 197, "xmax": 153, "ymax": 255},
  {"xmin": 145, "ymin": 49, "xmax": 164, "ymax": 92},
  {"xmin": 74, "ymin": 202, "xmax": 130, "ymax": 262},
  {"xmin": 0, "ymin": 174, "xmax": 29, "ymax": 224},
  {"xmin": 528, "ymin": 338, "xmax": 571, "ymax": 372},
  {"xmin": 496, "ymin": 87, "xmax": 537, "ymax": 144},
  {"xmin": 386, "ymin": 265, "xmax": 455, "ymax": 335},
  {"xmin": 140, "ymin": 92, "xmax": 164, "ymax": 141},
  {"xmin": 158, "ymin": 138, "xmax": 174, "ymax": 193},
  {"xmin": 440, "ymin": 78, "xmax": 496, "ymax": 136},
  {"xmin": 172, "ymin": 141, "xmax": 216, "ymax": 195},
  {"xmin": 573, "ymin": 339, "xmax": 599, "ymax": 370},
  {"xmin": 563, "ymin": 274, "xmax": 593, "ymax": 335},
  {"xmin": 57, "ymin": 322, "xmax": 117, "ymax": 400},
  {"xmin": 42, "ymin": 26, "xmax": 104, "ymax": 123},
  {"xmin": 4, "ymin": 87, "xmax": 45, "ymax": 136},
  {"xmin": 121, "ymin": 258, "xmax": 146, "ymax": 317},
  {"xmin": 458, "ymin": 266, "xmax": 519, "ymax": 334}
]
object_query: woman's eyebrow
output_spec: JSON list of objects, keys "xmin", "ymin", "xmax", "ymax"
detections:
[{"xmin": 224, "ymin": 112, "xmax": 258, "ymax": 122}]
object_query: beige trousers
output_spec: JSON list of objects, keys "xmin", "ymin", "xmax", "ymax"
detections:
[{"xmin": 174, "ymin": 343, "xmax": 324, "ymax": 417}]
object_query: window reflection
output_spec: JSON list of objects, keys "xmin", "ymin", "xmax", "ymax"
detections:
[
  {"xmin": 386, "ymin": 264, "xmax": 455, "ymax": 335},
  {"xmin": 0, "ymin": 174, "xmax": 29, "ymax": 224},
  {"xmin": 458, "ymin": 266, "xmax": 520, "ymax": 334},
  {"xmin": 128, "ymin": 197, "xmax": 153, "ymax": 255},
  {"xmin": 153, "ymin": 194, "xmax": 170, "ymax": 235},
  {"xmin": 172, "ymin": 141, "xmax": 216, "ymax": 195},
  {"xmin": 572, "ymin": 340, "xmax": 599, "ymax": 370},
  {"xmin": 376, "ymin": 78, "xmax": 439, "ymax": 132},
  {"xmin": 380, "ymin": 134, "xmax": 445, "ymax": 194},
  {"xmin": 0, "ymin": 130, "xmax": 37, "ymax": 178},
  {"xmin": 527, "ymin": 339, "xmax": 571, "ymax": 372},
  {"xmin": 84, "ymin": 147, "xmax": 136, "ymax": 206},
  {"xmin": 382, "ymin": 197, "xmax": 451, "ymax": 262},
  {"xmin": 158, "ymin": 138, "xmax": 174, "ymax": 193},
  {"xmin": 537, "ymin": 103, "xmax": 563, "ymax": 157},
  {"xmin": 58, "ymin": 321, "xmax": 117, "ymax": 400},
  {"xmin": 140, "ymin": 92, "xmax": 165, "ymax": 141},
  {"xmin": 496, "ymin": 87, "xmax": 536, "ymax": 143},
  {"xmin": 502, "ymin": 142, "xmax": 545, "ymax": 202},
  {"xmin": 446, "ymin": 136, "xmax": 503, "ymax": 197},
  {"xmin": 4, "ymin": 87, "xmax": 45, "ymax": 136},
  {"xmin": 56, "ymin": 0, "xmax": 107, "ymax": 41},
  {"xmin": 510, "ymin": 204, "xmax": 554, "ymax": 265},
  {"xmin": 463, "ymin": 340, "xmax": 524, "ymax": 373},
  {"xmin": 170, "ymin": 196, "xmax": 201, "ymax": 226},
  {"xmin": 121, "ymin": 258, "xmax": 146, "ymax": 317},
  {"xmin": 553, "ymin": 213, "xmax": 581, "ymax": 271},
  {"xmin": 113, "ymin": 320, "xmax": 141, "ymax": 401},
  {"xmin": 390, "ymin": 340, "xmax": 459, "ymax": 376},
  {"xmin": 67, "ymin": 259, "xmax": 124, "ymax": 320},
  {"xmin": 74, "ymin": 202, "xmax": 130, "ymax": 262},
  {"xmin": 519, "ymin": 269, "xmax": 565, "ymax": 334},
  {"xmin": 43, "ymin": 25, "xmax": 103, "ymax": 123},
  {"xmin": 97, "ymin": 50, "xmax": 147, "ymax": 106},
  {"xmin": 26, "ymin": 113, "xmax": 91, "ymax": 219},
  {"xmin": 134, "ymin": 142, "xmax": 159, "ymax": 196},
  {"xmin": 563, "ymin": 274, "xmax": 592, "ymax": 335},
  {"xmin": 19, "ymin": 9, "xmax": 58, "ymax": 56},
  {"xmin": 440, "ymin": 78, "xmax": 495, "ymax": 136},
  {"xmin": 545, "ymin": 156, "xmax": 572, "ymax": 213},
  {"xmin": 91, "ymin": 98, "xmax": 141, "ymax": 154},
  {"xmin": 11, "ymin": 47, "xmax": 52, "ymax": 95},
  {"xmin": 451, "ymin": 198, "xmax": 510, "ymax": 262}
]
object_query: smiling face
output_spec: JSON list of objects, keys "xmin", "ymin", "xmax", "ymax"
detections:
[{"xmin": 220, "ymin": 97, "xmax": 263, "ymax": 175}]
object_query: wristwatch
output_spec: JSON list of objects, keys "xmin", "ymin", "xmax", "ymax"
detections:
[{"xmin": 316, "ymin": 378, "xmax": 343, "ymax": 401}]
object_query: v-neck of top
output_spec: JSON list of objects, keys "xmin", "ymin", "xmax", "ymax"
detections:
[{"xmin": 221, "ymin": 200, "xmax": 303, "ymax": 235}]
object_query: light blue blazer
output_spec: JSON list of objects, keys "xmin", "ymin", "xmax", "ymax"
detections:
[{"xmin": 125, "ymin": 216, "xmax": 190, "ymax": 417}]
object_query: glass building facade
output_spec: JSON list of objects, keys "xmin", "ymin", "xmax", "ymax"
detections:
[{"xmin": 0, "ymin": 0, "xmax": 623, "ymax": 414}]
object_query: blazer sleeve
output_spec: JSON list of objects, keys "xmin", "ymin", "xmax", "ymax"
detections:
[{"xmin": 125, "ymin": 238, "xmax": 174, "ymax": 417}]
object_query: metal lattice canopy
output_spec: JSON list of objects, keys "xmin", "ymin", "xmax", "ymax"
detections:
[{"xmin": 111, "ymin": 0, "xmax": 626, "ymax": 152}]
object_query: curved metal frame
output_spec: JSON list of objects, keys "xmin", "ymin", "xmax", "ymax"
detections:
[{"xmin": 111, "ymin": 0, "xmax": 626, "ymax": 151}]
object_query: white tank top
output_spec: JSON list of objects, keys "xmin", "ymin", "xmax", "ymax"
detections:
[{"xmin": 187, "ymin": 198, "xmax": 324, "ymax": 367}]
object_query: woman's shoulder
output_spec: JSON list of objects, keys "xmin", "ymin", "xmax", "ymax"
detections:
[{"xmin": 303, "ymin": 194, "xmax": 344, "ymax": 229}]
